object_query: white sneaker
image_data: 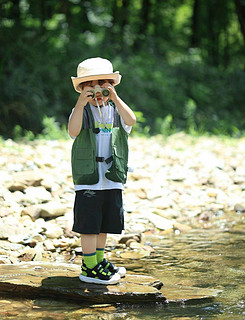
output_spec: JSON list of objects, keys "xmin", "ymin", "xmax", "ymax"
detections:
[
  {"xmin": 100, "ymin": 259, "xmax": 127, "ymax": 278},
  {"xmin": 79, "ymin": 262, "xmax": 120, "ymax": 285}
]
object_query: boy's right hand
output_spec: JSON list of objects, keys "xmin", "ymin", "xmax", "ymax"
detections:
[{"xmin": 77, "ymin": 86, "xmax": 93, "ymax": 107}]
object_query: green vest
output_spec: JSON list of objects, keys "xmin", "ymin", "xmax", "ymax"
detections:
[{"xmin": 71, "ymin": 103, "xmax": 129, "ymax": 185}]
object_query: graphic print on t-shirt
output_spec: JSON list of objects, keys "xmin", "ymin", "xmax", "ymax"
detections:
[{"xmin": 94, "ymin": 121, "xmax": 113, "ymax": 134}]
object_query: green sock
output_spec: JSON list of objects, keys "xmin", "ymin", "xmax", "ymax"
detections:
[
  {"xmin": 83, "ymin": 252, "xmax": 97, "ymax": 270},
  {"xmin": 96, "ymin": 248, "xmax": 105, "ymax": 264}
]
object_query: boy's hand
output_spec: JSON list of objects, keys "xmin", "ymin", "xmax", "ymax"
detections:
[
  {"xmin": 77, "ymin": 85, "xmax": 94, "ymax": 107},
  {"xmin": 102, "ymin": 83, "xmax": 118, "ymax": 102}
]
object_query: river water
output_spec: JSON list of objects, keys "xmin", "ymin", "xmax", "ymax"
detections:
[{"xmin": 0, "ymin": 228, "xmax": 244, "ymax": 319}]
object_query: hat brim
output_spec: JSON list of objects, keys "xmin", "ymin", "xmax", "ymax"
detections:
[{"xmin": 71, "ymin": 72, "xmax": 121, "ymax": 93}]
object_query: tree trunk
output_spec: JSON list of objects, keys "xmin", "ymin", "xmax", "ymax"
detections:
[
  {"xmin": 207, "ymin": 1, "xmax": 219, "ymax": 66},
  {"xmin": 234, "ymin": 0, "xmax": 245, "ymax": 44},
  {"xmin": 139, "ymin": 0, "xmax": 151, "ymax": 35},
  {"xmin": 121, "ymin": 0, "xmax": 130, "ymax": 32},
  {"xmin": 190, "ymin": 0, "xmax": 199, "ymax": 47},
  {"xmin": 11, "ymin": 0, "xmax": 21, "ymax": 26}
]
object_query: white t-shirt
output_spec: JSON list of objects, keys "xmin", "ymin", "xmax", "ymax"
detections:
[{"xmin": 69, "ymin": 103, "xmax": 131, "ymax": 191}]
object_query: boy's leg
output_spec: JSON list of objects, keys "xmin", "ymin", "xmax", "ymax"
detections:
[
  {"xmin": 80, "ymin": 233, "xmax": 108, "ymax": 267},
  {"xmin": 80, "ymin": 232, "xmax": 120, "ymax": 284},
  {"xmin": 96, "ymin": 233, "xmax": 107, "ymax": 263},
  {"xmin": 81, "ymin": 234, "xmax": 97, "ymax": 269}
]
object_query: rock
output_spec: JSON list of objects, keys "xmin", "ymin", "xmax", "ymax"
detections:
[
  {"xmin": 0, "ymin": 255, "xmax": 12, "ymax": 264},
  {"xmin": 234, "ymin": 203, "xmax": 245, "ymax": 212},
  {"xmin": 7, "ymin": 181, "xmax": 26, "ymax": 192},
  {"xmin": 198, "ymin": 211, "xmax": 213, "ymax": 222},
  {"xmin": 0, "ymin": 207, "xmax": 11, "ymax": 218},
  {"xmin": 152, "ymin": 198, "xmax": 173, "ymax": 210},
  {"xmin": 43, "ymin": 239, "xmax": 56, "ymax": 252},
  {"xmin": 206, "ymin": 188, "xmax": 219, "ymax": 198},
  {"xmin": 33, "ymin": 245, "xmax": 43, "ymax": 262},
  {"xmin": 0, "ymin": 240, "xmax": 24, "ymax": 252},
  {"xmin": 17, "ymin": 247, "xmax": 38, "ymax": 262},
  {"xmin": 173, "ymin": 222, "xmax": 192, "ymax": 233},
  {"xmin": 23, "ymin": 186, "xmax": 52, "ymax": 204},
  {"xmin": 160, "ymin": 285, "xmax": 221, "ymax": 303},
  {"xmin": 120, "ymin": 250, "xmax": 151, "ymax": 259},
  {"xmin": 43, "ymin": 222, "xmax": 63, "ymax": 239},
  {"xmin": 63, "ymin": 227, "xmax": 79, "ymax": 238},
  {"xmin": 0, "ymin": 262, "xmax": 221, "ymax": 304},
  {"xmin": 119, "ymin": 234, "xmax": 141, "ymax": 244},
  {"xmin": 0, "ymin": 217, "xmax": 27, "ymax": 241},
  {"xmin": 125, "ymin": 239, "xmax": 139, "ymax": 248},
  {"xmin": 146, "ymin": 188, "xmax": 163, "ymax": 200},
  {"xmin": 0, "ymin": 262, "xmax": 166, "ymax": 304},
  {"xmin": 22, "ymin": 202, "xmax": 67, "ymax": 220},
  {"xmin": 21, "ymin": 206, "xmax": 43, "ymax": 221},
  {"xmin": 52, "ymin": 238, "xmax": 74, "ymax": 248},
  {"xmin": 71, "ymin": 237, "xmax": 81, "ymax": 248},
  {"xmin": 10, "ymin": 191, "xmax": 25, "ymax": 203},
  {"xmin": 32, "ymin": 234, "xmax": 45, "ymax": 242},
  {"xmin": 7, "ymin": 171, "xmax": 43, "ymax": 192},
  {"xmin": 41, "ymin": 175, "xmax": 59, "ymax": 191},
  {"xmin": 144, "ymin": 212, "xmax": 173, "ymax": 230},
  {"xmin": 74, "ymin": 247, "xmax": 83, "ymax": 255},
  {"xmin": 39, "ymin": 202, "xmax": 67, "ymax": 218},
  {"xmin": 136, "ymin": 188, "xmax": 147, "ymax": 199},
  {"xmin": 8, "ymin": 234, "xmax": 31, "ymax": 244},
  {"xmin": 34, "ymin": 218, "xmax": 47, "ymax": 230}
]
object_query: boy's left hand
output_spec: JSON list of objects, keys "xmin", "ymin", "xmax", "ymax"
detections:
[{"xmin": 102, "ymin": 83, "xmax": 118, "ymax": 102}]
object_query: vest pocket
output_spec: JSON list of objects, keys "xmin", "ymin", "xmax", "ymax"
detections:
[
  {"xmin": 114, "ymin": 147, "xmax": 125, "ymax": 173},
  {"xmin": 75, "ymin": 148, "xmax": 95, "ymax": 174},
  {"xmin": 105, "ymin": 146, "xmax": 127, "ymax": 183}
]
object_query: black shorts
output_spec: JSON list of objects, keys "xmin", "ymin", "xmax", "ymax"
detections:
[{"xmin": 72, "ymin": 189, "xmax": 124, "ymax": 235}]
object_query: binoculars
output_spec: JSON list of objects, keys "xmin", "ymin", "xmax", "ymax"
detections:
[{"xmin": 89, "ymin": 85, "xmax": 110, "ymax": 99}]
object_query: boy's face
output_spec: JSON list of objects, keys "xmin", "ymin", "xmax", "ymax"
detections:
[{"xmin": 81, "ymin": 80, "xmax": 114, "ymax": 107}]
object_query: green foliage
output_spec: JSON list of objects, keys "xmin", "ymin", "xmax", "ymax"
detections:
[
  {"xmin": 13, "ymin": 116, "xmax": 68, "ymax": 141},
  {"xmin": 154, "ymin": 115, "xmax": 174, "ymax": 136},
  {"xmin": 131, "ymin": 111, "xmax": 150, "ymax": 136},
  {"xmin": 184, "ymin": 99, "xmax": 197, "ymax": 135},
  {"xmin": 37, "ymin": 116, "xmax": 68, "ymax": 140},
  {"xmin": 13, "ymin": 125, "xmax": 35, "ymax": 141},
  {"xmin": 0, "ymin": 0, "xmax": 244, "ymax": 139}
]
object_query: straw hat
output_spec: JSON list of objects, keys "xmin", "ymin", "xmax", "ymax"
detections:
[{"xmin": 71, "ymin": 57, "xmax": 122, "ymax": 93}]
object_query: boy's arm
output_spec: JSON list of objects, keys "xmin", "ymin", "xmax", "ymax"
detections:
[
  {"xmin": 68, "ymin": 87, "xmax": 92, "ymax": 137},
  {"xmin": 106, "ymin": 84, "xmax": 136, "ymax": 126}
]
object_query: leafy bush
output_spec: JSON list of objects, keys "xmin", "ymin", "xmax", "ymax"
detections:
[
  {"xmin": 0, "ymin": 35, "xmax": 244, "ymax": 139},
  {"xmin": 37, "ymin": 116, "xmax": 68, "ymax": 140}
]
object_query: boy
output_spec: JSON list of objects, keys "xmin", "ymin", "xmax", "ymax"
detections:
[{"xmin": 68, "ymin": 57, "xmax": 136, "ymax": 285}]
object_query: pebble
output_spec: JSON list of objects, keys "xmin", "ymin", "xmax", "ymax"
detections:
[{"xmin": 0, "ymin": 135, "xmax": 244, "ymax": 264}]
